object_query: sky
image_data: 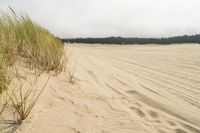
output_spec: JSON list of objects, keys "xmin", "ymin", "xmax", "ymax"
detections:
[{"xmin": 0, "ymin": 0, "xmax": 200, "ymax": 38}]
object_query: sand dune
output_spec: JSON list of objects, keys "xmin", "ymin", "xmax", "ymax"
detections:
[{"xmin": 15, "ymin": 44, "xmax": 200, "ymax": 133}]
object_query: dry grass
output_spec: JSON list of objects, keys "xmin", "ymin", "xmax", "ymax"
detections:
[
  {"xmin": 0, "ymin": 7, "xmax": 64, "ymax": 70},
  {"xmin": 0, "ymin": 56, "xmax": 10, "ymax": 93},
  {"xmin": 68, "ymin": 71, "xmax": 76, "ymax": 85},
  {"xmin": 68, "ymin": 62, "xmax": 77, "ymax": 85},
  {"xmin": 8, "ymin": 75, "xmax": 50, "ymax": 124},
  {"xmin": 0, "ymin": 75, "xmax": 50, "ymax": 132},
  {"xmin": 0, "ymin": 8, "xmax": 65, "ymax": 92},
  {"xmin": 0, "ymin": 8, "xmax": 66, "ymax": 132}
]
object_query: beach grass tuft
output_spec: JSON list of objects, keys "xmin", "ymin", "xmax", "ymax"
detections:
[
  {"xmin": 0, "ymin": 9, "xmax": 64, "ymax": 70},
  {"xmin": 0, "ymin": 8, "xmax": 65, "ymax": 92},
  {"xmin": 0, "ymin": 8, "xmax": 66, "ymax": 132}
]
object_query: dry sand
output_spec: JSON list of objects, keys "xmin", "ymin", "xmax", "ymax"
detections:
[{"xmin": 15, "ymin": 44, "xmax": 200, "ymax": 133}]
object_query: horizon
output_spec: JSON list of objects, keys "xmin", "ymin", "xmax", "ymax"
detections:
[
  {"xmin": 1, "ymin": 0, "xmax": 200, "ymax": 38},
  {"xmin": 62, "ymin": 33, "xmax": 200, "ymax": 39},
  {"xmin": 0, "ymin": 1, "xmax": 200, "ymax": 133}
]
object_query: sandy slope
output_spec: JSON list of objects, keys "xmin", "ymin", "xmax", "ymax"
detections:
[{"xmin": 14, "ymin": 44, "xmax": 200, "ymax": 133}]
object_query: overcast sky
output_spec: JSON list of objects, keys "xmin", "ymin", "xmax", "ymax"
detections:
[{"xmin": 0, "ymin": 0, "xmax": 200, "ymax": 38}]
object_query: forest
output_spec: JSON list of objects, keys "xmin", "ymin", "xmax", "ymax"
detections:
[{"xmin": 61, "ymin": 34, "xmax": 200, "ymax": 44}]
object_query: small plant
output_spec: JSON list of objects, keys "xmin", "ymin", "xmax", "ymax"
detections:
[
  {"xmin": 8, "ymin": 75, "xmax": 50, "ymax": 124},
  {"xmin": 68, "ymin": 71, "xmax": 76, "ymax": 85},
  {"xmin": 68, "ymin": 62, "xmax": 77, "ymax": 85},
  {"xmin": 0, "ymin": 75, "xmax": 49, "ymax": 132}
]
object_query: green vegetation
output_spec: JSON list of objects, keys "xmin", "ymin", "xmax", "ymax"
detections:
[
  {"xmin": 0, "ymin": 10, "xmax": 64, "ymax": 70},
  {"xmin": 62, "ymin": 34, "xmax": 200, "ymax": 44},
  {"xmin": 8, "ymin": 75, "xmax": 50, "ymax": 124},
  {"xmin": 0, "ymin": 8, "xmax": 65, "ymax": 132},
  {"xmin": 0, "ymin": 8, "xmax": 64, "ymax": 92},
  {"xmin": 0, "ymin": 57, "xmax": 9, "ymax": 93}
]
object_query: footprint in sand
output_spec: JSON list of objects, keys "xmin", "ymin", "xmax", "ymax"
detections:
[
  {"xmin": 135, "ymin": 102, "xmax": 143, "ymax": 107},
  {"xmin": 167, "ymin": 120, "xmax": 177, "ymax": 126},
  {"xmin": 158, "ymin": 129, "xmax": 167, "ymax": 133},
  {"xmin": 148, "ymin": 110, "xmax": 159, "ymax": 118},
  {"xmin": 180, "ymin": 123, "xmax": 200, "ymax": 133},
  {"xmin": 57, "ymin": 96, "xmax": 65, "ymax": 101},
  {"xmin": 130, "ymin": 107, "xmax": 146, "ymax": 118},
  {"xmin": 175, "ymin": 128, "xmax": 188, "ymax": 133}
]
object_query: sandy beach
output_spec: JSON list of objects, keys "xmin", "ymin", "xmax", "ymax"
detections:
[{"xmin": 15, "ymin": 44, "xmax": 200, "ymax": 133}]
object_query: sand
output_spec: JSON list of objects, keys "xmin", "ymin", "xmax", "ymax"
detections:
[{"xmin": 11, "ymin": 44, "xmax": 200, "ymax": 133}]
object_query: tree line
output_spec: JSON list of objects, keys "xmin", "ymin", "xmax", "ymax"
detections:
[{"xmin": 61, "ymin": 34, "xmax": 200, "ymax": 44}]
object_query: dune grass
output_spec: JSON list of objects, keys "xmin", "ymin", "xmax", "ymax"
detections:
[
  {"xmin": 8, "ymin": 75, "xmax": 50, "ymax": 124},
  {"xmin": 0, "ymin": 8, "xmax": 66, "ymax": 131},
  {"xmin": 0, "ymin": 8, "xmax": 65, "ymax": 92},
  {"xmin": 0, "ymin": 55, "xmax": 10, "ymax": 94},
  {"xmin": 0, "ymin": 8, "xmax": 64, "ymax": 70}
]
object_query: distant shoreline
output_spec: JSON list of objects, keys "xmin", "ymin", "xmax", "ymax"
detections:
[{"xmin": 61, "ymin": 34, "xmax": 200, "ymax": 44}]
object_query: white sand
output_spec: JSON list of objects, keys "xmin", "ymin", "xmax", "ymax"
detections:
[{"xmin": 16, "ymin": 44, "xmax": 200, "ymax": 133}]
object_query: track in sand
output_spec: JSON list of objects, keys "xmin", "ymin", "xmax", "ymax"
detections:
[{"xmin": 16, "ymin": 44, "xmax": 200, "ymax": 133}]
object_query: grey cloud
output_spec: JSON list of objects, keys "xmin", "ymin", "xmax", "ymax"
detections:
[{"xmin": 0, "ymin": 0, "xmax": 200, "ymax": 38}]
